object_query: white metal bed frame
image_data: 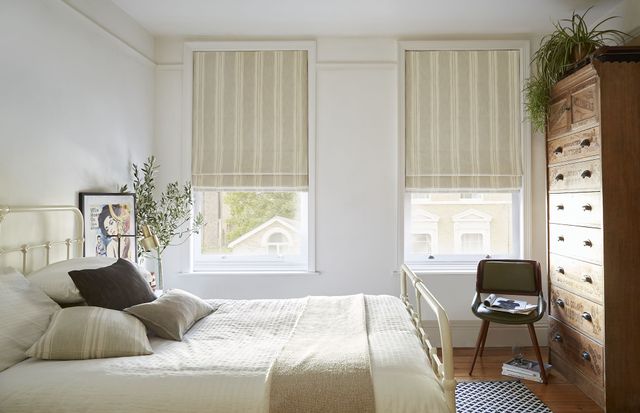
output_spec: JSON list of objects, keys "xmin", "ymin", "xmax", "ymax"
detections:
[{"xmin": 0, "ymin": 206, "xmax": 456, "ymax": 412}]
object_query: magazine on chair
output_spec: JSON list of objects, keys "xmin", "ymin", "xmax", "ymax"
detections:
[{"xmin": 482, "ymin": 294, "xmax": 537, "ymax": 314}]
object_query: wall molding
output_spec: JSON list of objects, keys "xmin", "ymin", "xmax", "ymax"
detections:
[{"xmin": 423, "ymin": 319, "xmax": 549, "ymax": 348}]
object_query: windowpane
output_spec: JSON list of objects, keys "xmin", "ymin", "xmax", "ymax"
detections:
[{"xmin": 406, "ymin": 192, "xmax": 515, "ymax": 260}]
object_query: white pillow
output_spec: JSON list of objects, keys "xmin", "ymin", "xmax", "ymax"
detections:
[
  {"xmin": 0, "ymin": 267, "xmax": 60, "ymax": 371},
  {"xmin": 27, "ymin": 257, "xmax": 153, "ymax": 304}
]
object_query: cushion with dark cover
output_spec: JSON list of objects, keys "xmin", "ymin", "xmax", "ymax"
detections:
[
  {"xmin": 68, "ymin": 258, "xmax": 156, "ymax": 310},
  {"xmin": 124, "ymin": 289, "xmax": 215, "ymax": 341}
]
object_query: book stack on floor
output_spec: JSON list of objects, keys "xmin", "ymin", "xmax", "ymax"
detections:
[{"xmin": 502, "ymin": 356, "xmax": 551, "ymax": 383}]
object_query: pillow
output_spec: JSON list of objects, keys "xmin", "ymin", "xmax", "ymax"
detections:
[
  {"xmin": 27, "ymin": 257, "xmax": 152, "ymax": 304},
  {"xmin": 0, "ymin": 267, "xmax": 60, "ymax": 371},
  {"xmin": 68, "ymin": 258, "xmax": 156, "ymax": 310},
  {"xmin": 26, "ymin": 306, "xmax": 152, "ymax": 360},
  {"xmin": 124, "ymin": 289, "xmax": 215, "ymax": 341}
]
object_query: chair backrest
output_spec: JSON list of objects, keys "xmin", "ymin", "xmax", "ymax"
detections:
[{"xmin": 476, "ymin": 259, "xmax": 541, "ymax": 296}]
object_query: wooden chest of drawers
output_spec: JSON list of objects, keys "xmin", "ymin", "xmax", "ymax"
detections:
[{"xmin": 545, "ymin": 48, "xmax": 640, "ymax": 412}]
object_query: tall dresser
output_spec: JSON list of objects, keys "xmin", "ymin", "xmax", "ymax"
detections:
[{"xmin": 545, "ymin": 47, "xmax": 640, "ymax": 411}]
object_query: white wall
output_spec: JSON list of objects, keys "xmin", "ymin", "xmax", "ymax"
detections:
[
  {"xmin": 0, "ymin": 0, "xmax": 155, "ymax": 205},
  {"xmin": 154, "ymin": 36, "xmax": 549, "ymax": 345}
]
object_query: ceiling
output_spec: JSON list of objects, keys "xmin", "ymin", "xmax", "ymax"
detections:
[{"xmin": 111, "ymin": 0, "xmax": 623, "ymax": 38}]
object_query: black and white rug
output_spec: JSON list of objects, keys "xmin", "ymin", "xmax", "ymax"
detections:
[{"xmin": 456, "ymin": 380, "xmax": 552, "ymax": 412}]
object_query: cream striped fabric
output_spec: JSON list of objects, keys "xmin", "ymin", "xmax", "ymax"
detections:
[
  {"xmin": 192, "ymin": 50, "xmax": 308, "ymax": 190},
  {"xmin": 26, "ymin": 306, "xmax": 152, "ymax": 360},
  {"xmin": 405, "ymin": 50, "xmax": 522, "ymax": 190}
]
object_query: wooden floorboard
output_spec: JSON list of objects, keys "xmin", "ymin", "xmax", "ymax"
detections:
[{"xmin": 455, "ymin": 347, "xmax": 603, "ymax": 413}]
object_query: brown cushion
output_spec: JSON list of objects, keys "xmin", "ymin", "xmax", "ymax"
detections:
[
  {"xmin": 68, "ymin": 259, "xmax": 156, "ymax": 310},
  {"xmin": 124, "ymin": 289, "xmax": 215, "ymax": 341}
]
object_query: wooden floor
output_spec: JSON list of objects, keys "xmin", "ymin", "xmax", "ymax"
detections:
[{"xmin": 456, "ymin": 347, "xmax": 602, "ymax": 413}]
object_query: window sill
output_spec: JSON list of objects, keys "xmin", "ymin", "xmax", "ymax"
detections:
[
  {"xmin": 397, "ymin": 264, "xmax": 477, "ymax": 275},
  {"xmin": 180, "ymin": 270, "xmax": 321, "ymax": 277}
]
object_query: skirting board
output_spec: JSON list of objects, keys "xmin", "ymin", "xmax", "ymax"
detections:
[{"xmin": 422, "ymin": 320, "xmax": 548, "ymax": 348}]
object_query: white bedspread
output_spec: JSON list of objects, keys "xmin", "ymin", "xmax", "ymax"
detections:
[{"xmin": 0, "ymin": 295, "xmax": 448, "ymax": 413}]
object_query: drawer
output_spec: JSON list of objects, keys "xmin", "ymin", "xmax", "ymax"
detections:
[
  {"xmin": 548, "ymin": 94, "xmax": 571, "ymax": 138},
  {"xmin": 571, "ymin": 80, "xmax": 599, "ymax": 130},
  {"xmin": 549, "ymin": 318, "xmax": 604, "ymax": 387},
  {"xmin": 548, "ymin": 159, "xmax": 601, "ymax": 193},
  {"xmin": 549, "ymin": 224, "xmax": 602, "ymax": 264},
  {"xmin": 550, "ymin": 286, "xmax": 604, "ymax": 342},
  {"xmin": 549, "ymin": 254, "xmax": 604, "ymax": 304},
  {"xmin": 547, "ymin": 127, "xmax": 600, "ymax": 165},
  {"xmin": 548, "ymin": 192, "xmax": 602, "ymax": 228}
]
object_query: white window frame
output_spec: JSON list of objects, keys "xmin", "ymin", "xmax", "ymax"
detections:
[
  {"xmin": 181, "ymin": 41, "xmax": 317, "ymax": 274},
  {"xmin": 397, "ymin": 40, "xmax": 531, "ymax": 273}
]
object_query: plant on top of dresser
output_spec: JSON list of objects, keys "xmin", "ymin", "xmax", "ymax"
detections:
[
  {"xmin": 120, "ymin": 156, "xmax": 205, "ymax": 259},
  {"xmin": 524, "ymin": 7, "xmax": 629, "ymax": 132}
]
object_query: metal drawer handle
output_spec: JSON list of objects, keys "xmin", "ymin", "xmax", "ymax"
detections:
[
  {"xmin": 563, "ymin": 105, "xmax": 571, "ymax": 112},
  {"xmin": 553, "ymin": 334, "xmax": 562, "ymax": 342},
  {"xmin": 558, "ymin": 236, "xmax": 565, "ymax": 242},
  {"xmin": 582, "ymin": 351, "xmax": 591, "ymax": 361},
  {"xmin": 557, "ymin": 266, "xmax": 565, "ymax": 274},
  {"xmin": 582, "ymin": 204, "xmax": 592, "ymax": 211},
  {"xmin": 556, "ymin": 204, "xmax": 565, "ymax": 210},
  {"xmin": 555, "ymin": 174, "xmax": 564, "ymax": 181},
  {"xmin": 581, "ymin": 274, "xmax": 593, "ymax": 283},
  {"xmin": 581, "ymin": 170, "xmax": 592, "ymax": 179},
  {"xmin": 554, "ymin": 146, "xmax": 563, "ymax": 155},
  {"xmin": 580, "ymin": 139, "xmax": 591, "ymax": 148},
  {"xmin": 582, "ymin": 312, "xmax": 593, "ymax": 322},
  {"xmin": 555, "ymin": 298, "xmax": 565, "ymax": 308},
  {"xmin": 583, "ymin": 239, "xmax": 593, "ymax": 247}
]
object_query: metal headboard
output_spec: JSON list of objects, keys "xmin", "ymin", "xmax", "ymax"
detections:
[{"xmin": 0, "ymin": 206, "xmax": 84, "ymax": 274}]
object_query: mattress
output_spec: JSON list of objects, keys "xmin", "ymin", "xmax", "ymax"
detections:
[{"xmin": 0, "ymin": 295, "xmax": 448, "ymax": 413}]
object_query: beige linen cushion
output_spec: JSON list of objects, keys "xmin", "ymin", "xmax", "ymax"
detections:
[
  {"xmin": 26, "ymin": 306, "xmax": 153, "ymax": 360},
  {"xmin": 0, "ymin": 267, "xmax": 61, "ymax": 371},
  {"xmin": 124, "ymin": 289, "xmax": 214, "ymax": 341}
]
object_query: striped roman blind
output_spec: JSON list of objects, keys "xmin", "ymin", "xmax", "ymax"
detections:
[
  {"xmin": 405, "ymin": 50, "xmax": 522, "ymax": 191},
  {"xmin": 192, "ymin": 50, "xmax": 308, "ymax": 190}
]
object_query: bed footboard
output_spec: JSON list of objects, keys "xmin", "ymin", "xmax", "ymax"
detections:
[{"xmin": 400, "ymin": 264, "xmax": 456, "ymax": 413}]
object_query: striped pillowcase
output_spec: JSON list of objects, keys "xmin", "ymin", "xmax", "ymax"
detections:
[{"xmin": 26, "ymin": 307, "xmax": 153, "ymax": 360}]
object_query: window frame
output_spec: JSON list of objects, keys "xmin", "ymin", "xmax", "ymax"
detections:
[
  {"xmin": 397, "ymin": 40, "xmax": 531, "ymax": 273},
  {"xmin": 182, "ymin": 41, "xmax": 317, "ymax": 274}
]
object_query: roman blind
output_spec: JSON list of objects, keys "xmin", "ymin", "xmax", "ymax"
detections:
[
  {"xmin": 192, "ymin": 50, "xmax": 308, "ymax": 190},
  {"xmin": 405, "ymin": 50, "xmax": 522, "ymax": 191}
]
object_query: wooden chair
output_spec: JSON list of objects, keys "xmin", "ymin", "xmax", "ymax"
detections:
[{"xmin": 468, "ymin": 259, "xmax": 547, "ymax": 383}]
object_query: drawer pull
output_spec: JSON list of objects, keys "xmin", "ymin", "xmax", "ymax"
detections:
[
  {"xmin": 582, "ymin": 312, "xmax": 593, "ymax": 322},
  {"xmin": 553, "ymin": 146, "xmax": 563, "ymax": 155},
  {"xmin": 581, "ymin": 274, "xmax": 593, "ymax": 283},
  {"xmin": 555, "ymin": 298, "xmax": 565, "ymax": 308},
  {"xmin": 557, "ymin": 266, "xmax": 565, "ymax": 274},
  {"xmin": 563, "ymin": 105, "xmax": 571, "ymax": 112},
  {"xmin": 558, "ymin": 236, "xmax": 565, "ymax": 242},
  {"xmin": 555, "ymin": 174, "xmax": 564, "ymax": 181},
  {"xmin": 553, "ymin": 334, "xmax": 562, "ymax": 342},
  {"xmin": 556, "ymin": 204, "xmax": 565, "ymax": 210},
  {"xmin": 580, "ymin": 138, "xmax": 591, "ymax": 148},
  {"xmin": 582, "ymin": 351, "xmax": 591, "ymax": 361},
  {"xmin": 582, "ymin": 204, "xmax": 592, "ymax": 211},
  {"xmin": 583, "ymin": 239, "xmax": 593, "ymax": 247},
  {"xmin": 581, "ymin": 170, "xmax": 592, "ymax": 179}
]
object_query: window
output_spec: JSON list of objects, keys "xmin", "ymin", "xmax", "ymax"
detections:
[
  {"xmin": 402, "ymin": 45, "xmax": 525, "ymax": 268},
  {"xmin": 188, "ymin": 43, "xmax": 315, "ymax": 273}
]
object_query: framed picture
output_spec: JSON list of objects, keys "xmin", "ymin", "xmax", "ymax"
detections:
[{"xmin": 79, "ymin": 192, "xmax": 137, "ymax": 262}]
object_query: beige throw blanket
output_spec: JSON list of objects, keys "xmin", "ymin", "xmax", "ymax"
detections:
[{"xmin": 268, "ymin": 294, "xmax": 375, "ymax": 413}]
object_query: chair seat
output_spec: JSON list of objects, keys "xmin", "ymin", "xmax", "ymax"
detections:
[{"xmin": 472, "ymin": 304, "xmax": 543, "ymax": 325}]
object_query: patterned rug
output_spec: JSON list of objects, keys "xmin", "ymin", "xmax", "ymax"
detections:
[{"xmin": 456, "ymin": 380, "xmax": 552, "ymax": 412}]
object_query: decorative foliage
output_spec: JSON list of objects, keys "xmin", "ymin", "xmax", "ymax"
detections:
[
  {"xmin": 525, "ymin": 8, "xmax": 628, "ymax": 132},
  {"xmin": 121, "ymin": 156, "xmax": 204, "ymax": 256}
]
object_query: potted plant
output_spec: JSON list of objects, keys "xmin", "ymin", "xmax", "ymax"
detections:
[
  {"xmin": 121, "ymin": 156, "xmax": 204, "ymax": 289},
  {"xmin": 525, "ymin": 8, "xmax": 629, "ymax": 132}
]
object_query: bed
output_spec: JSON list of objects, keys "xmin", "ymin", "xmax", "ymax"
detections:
[{"xmin": 0, "ymin": 206, "xmax": 456, "ymax": 413}]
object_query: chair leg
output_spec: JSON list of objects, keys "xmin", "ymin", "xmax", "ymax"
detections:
[
  {"xmin": 469, "ymin": 320, "xmax": 490, "ymax": 376},
  {"xmin": 479, "ymin": 321, "xmax": 490, "ymax": 357},
  {"xmin": 527, "ymin": 323, "xmax": 548, "ymax": 384}
]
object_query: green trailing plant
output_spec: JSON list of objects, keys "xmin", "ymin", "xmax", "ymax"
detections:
[
  {"xmin": 525, "ymin": 8, "xmax": 629, "ymax": 132},
  {"xmin": 121, "ymin": 156, "xmax": 204, "ymax": 257}
]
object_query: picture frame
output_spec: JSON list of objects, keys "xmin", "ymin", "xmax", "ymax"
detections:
[{"xmin": 79, "ymin": 192, "xmax": 137, "ymax": 262}]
